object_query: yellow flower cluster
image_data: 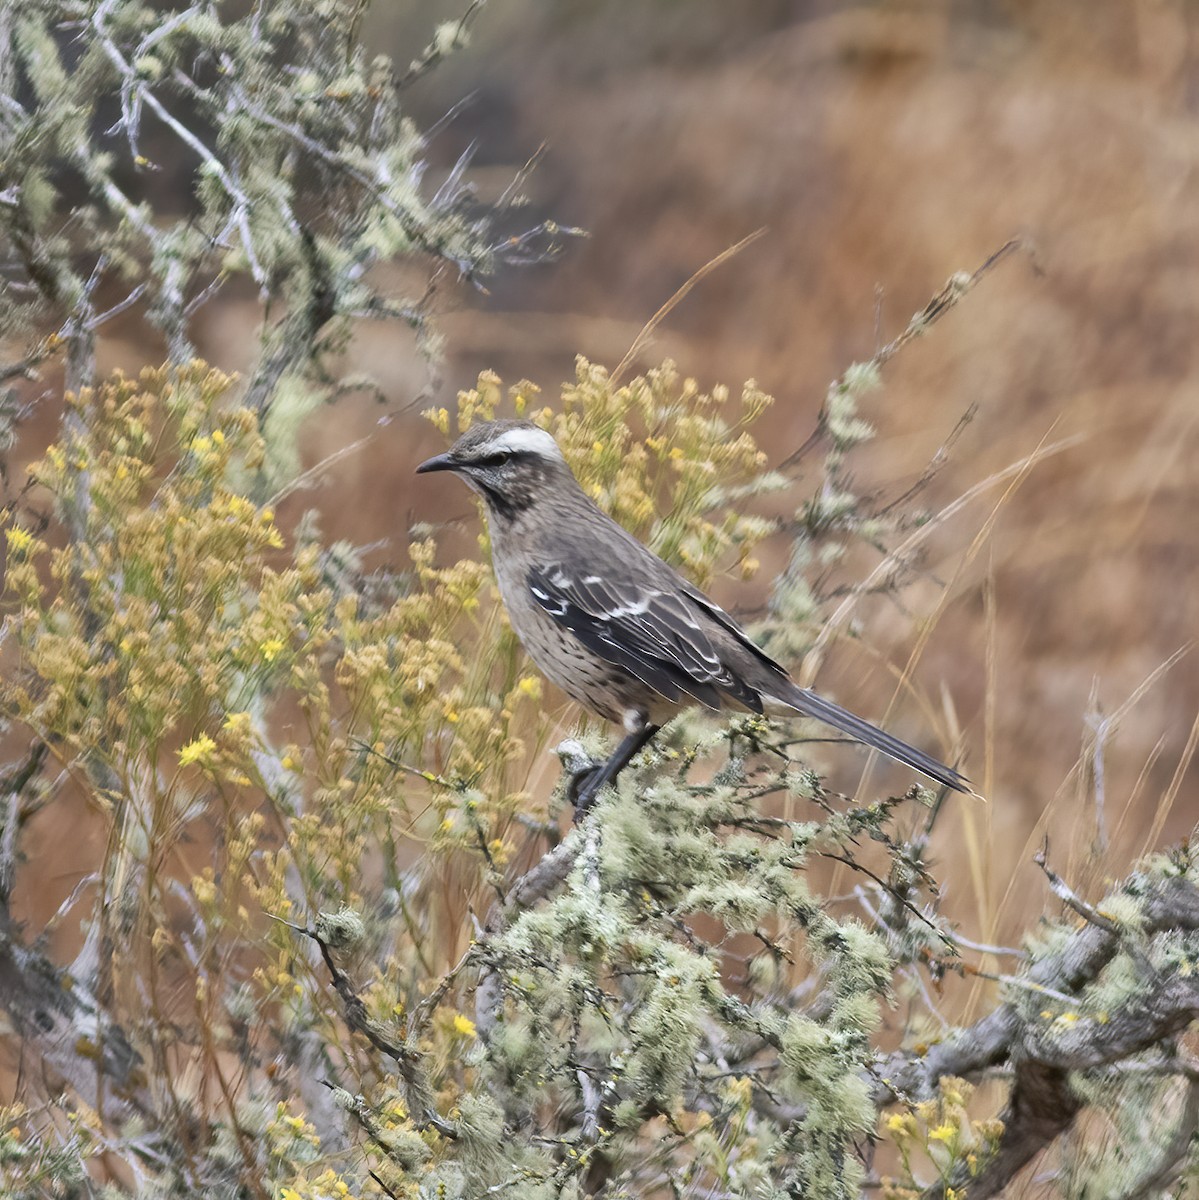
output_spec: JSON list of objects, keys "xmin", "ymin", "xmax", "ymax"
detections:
[
  {"xmin": 428, "ymin": 358, "xmax": 782, "ymax": 588},
  {"xmin": 881, "ymin": 1077, "xmax": 1004, "ymax": 1196}
]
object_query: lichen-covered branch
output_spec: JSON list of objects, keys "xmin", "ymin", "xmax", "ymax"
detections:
[{"xmin": 872, "ymin": 867, "xmax": 1199, "ymax": 1198}]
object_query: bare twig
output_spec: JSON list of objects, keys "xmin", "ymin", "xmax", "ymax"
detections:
[
  {"xmin": 1034, "ymin": 840, "xmax": 1121, "ymax": 935},
  {"xmin": 306, "ymin": 926, "xmax": 458, "ymax": 1139}
]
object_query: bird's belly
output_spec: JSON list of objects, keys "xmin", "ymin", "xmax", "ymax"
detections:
[
  {"xmin": 517, "ymin": 605, "xmax": 650, "ymax": 722},
  {"xmin": 494, "ymin": 590, "xmax": 647, "ymax": 730}
]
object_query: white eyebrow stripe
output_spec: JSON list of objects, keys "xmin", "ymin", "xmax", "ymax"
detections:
[{"xmin": 488, "ymin": 426, "xmax": 565, "ymax": 459}]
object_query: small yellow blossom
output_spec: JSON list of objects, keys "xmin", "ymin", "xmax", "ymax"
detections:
[
  {"xmin": 259, "ymin": 638, "xmax": 286, "ymax": 662},
  {"xmin": 178, "ymin": 733, "xmax": 217, "ymax": 767},
  {"xmin": 516, "ymin": 676, "xmax": 541, "ymax": 700},
  {"xmin": 211, "ymin": 429, "xmax": 225, "ymax": 445},
  {"xmin": 280, "ymin": 1189, "xmax": 302, "ymax": 1200},
  {"xmin": 5, "ymin": 527, "xmax": 33, "ymax": 554},
  {"xmin": 451, "ymin": 1013, "xmax": 477, "ymax": 1039},
  {"xmin": 928, "ymin": 1122, "xmax": 956, "ymax": 1143}
]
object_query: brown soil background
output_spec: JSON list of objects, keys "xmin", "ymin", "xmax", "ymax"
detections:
[{"xmin": 17, "ymin": 2, "xmax": 1199, "ymax": 978}]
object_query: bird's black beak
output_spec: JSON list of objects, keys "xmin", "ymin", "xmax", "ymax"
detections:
[{"xmin": 416, "ymin": 452, "xmax": 457, "ymax": 475}]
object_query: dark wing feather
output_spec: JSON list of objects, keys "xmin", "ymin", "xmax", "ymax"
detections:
[
  {"xmin": 679, "ymin": 581, "xmax": 793, "ymax": 682},
  {"xmin": 527, "ymin": 563, "xmax": 761, "ymax": 712}
]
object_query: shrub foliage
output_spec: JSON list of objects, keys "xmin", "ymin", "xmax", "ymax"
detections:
[{"xmin": 2, "ymin": 356, "xmax": 1197, "ymax": 1199}]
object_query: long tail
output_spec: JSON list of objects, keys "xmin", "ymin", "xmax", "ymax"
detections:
[{"xmin": 774, "ymin": 681, "xmax": 971, "ymax": 794}]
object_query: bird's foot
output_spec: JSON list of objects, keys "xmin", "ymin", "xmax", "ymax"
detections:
[
  {"xmin": 571, "ymin": 767, "xmax": 609, "ymax": 822},
  {"xmin": 556, "ymin": 724, "xmax": 663, "ymax": 823},
  {"xmin": 555, "ymin": 739, "xmax": 604, "ymax": 821}
]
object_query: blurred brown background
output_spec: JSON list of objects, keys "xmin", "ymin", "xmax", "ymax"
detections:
[{"xmin": 103, "ymin": 0, "xmax": 1198, "ymax": 948}]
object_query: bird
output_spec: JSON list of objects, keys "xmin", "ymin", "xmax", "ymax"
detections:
[{"xmin": 417, "ymin": 419, "xmax": 969, "ymax": 806}]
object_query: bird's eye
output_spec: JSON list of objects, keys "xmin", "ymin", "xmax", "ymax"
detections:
[{"xmin": 477, "ymin": 451, "xmax": 511, "ymax": 467}]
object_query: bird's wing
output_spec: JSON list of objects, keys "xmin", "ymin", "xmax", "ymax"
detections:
[
  {"xmin": 678, "ymin": 580, "xmax": 793, "ymax": 680},
  {"xmin": 526, "ymin": 562, "xmax": 763, "ymax": 713}
]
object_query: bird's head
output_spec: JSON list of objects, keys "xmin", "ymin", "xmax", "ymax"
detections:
[{"xmin": 416, "ymin": 419, "xmax": 573, "ymax": 519}]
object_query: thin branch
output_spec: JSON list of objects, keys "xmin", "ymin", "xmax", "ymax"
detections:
[
  {"xmin": 306, "ymin": 926, "xmax": 458, "ymax": 1139},
  {"xmin": 779, "ymin": 238, "xmax": 1036, "ymax": 472},
  {"xmin": 1035, "ymin": 840, "xmax": 1117, "ymax": 932},
  {"xmin": 397, "ymin": 0, "xmax": 487, "ymax": 89}
]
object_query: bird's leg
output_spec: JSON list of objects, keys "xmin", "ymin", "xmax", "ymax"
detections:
[{"xmin": 572, "ymin": 721, "xmax": 661, "ymax": 820}]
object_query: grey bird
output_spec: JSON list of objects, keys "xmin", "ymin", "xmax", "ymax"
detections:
[{"xmin": 417, "ymin": 419, "xmax": 969, "ymax": 806}]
